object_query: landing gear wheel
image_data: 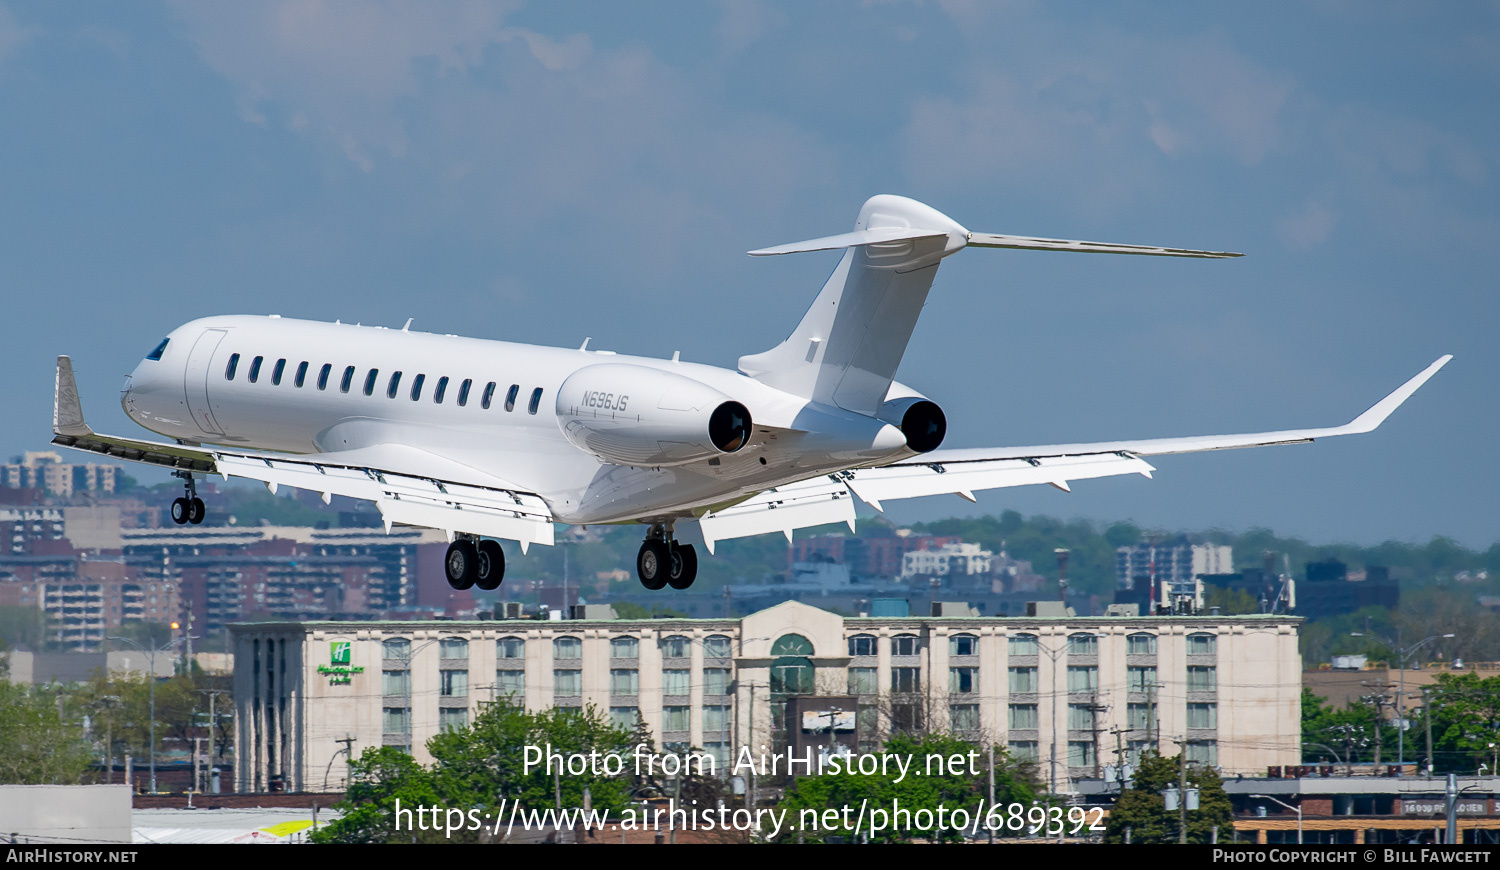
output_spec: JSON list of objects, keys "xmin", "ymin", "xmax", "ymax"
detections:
[
  {"xmin": 637, "ymin": 539, "xmax": 670, "ymax": 591},
  {"xmin": 170, "ymin": 498, "xmax": 189, "ymax": 525},
  {"xmin": 187, "ymin": 497, "xmax": 206, "ymax": 525},
  {"xmin": 445, "ymin": 540, "xmax": 478, "ymax": 590},
  {"xmin": 475, "ymin": 540, "xmax": 505, "ymax": 591},
  {"xmin": 667, "ymin": 543, "xmax": 697, "ymax": 590}
]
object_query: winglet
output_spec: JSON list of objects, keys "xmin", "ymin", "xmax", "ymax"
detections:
[
  {"xmin": 1342, "ymin": 355, "xmax": 1452, "ymax": 434},
  {"xmin": 54, "ymin": 356, "xmax": 93, "ymax": 438}
]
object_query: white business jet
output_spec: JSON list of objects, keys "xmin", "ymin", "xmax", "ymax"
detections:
[{"xmin": 51, "ymin": 195, "xmax": 1449, "ymax": 594}]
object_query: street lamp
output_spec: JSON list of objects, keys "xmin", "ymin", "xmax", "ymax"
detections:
[
  {"xmin": 1250, "ymin": 793, "xmax": 1302, "ymax": 845},
  {"xmin": 107, "ymin": 633, "xmax": 184, "ymax": 795},
  {"xmin": 1350, "ymin": 630, "xmax": 1455, "ymax": 767}
]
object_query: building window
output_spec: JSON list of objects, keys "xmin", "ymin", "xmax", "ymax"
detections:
[
  {"xmin": 1187, "ymin": 633, "xmax": 1218, "ymax": 656},
  {"xmin": 383, "ymin": 638, "xmax": 411, "ymax": 662},
  {"xmin": 440, "ymin": 670, "xmax": 468, "ymax": 697},
  {"xmin": 382, "ymin": 707, "xmax": 410, "ymax": 735},
  {"xmin": 950, "ymin": 634, "xmax": 978, "ymax": 656},
  {"xmin": 1188, "ymin": 703, "xmax": 1218, "ymax": 729},
  {"xmin": 663, "ymin": 669, "xmax": 689, "ymax": 696},
  {"xmin": 949, "ymin": 667, "xmax": 978, "ymax": 695},
  {"xmin": 553, "ymin": 636, "xmax": 582, "ymax": 660},
  {"xmin": 892, "ymin": 634, "xmax": 920, "ymax": 656},
  {"xmin": 496, "ymin": 670, "xmax": 524, "ymax": 697},
  {"xmin": 497, "ymin": 636, "xmax": 525, "ymax": 659},
  {"xmin": 1067, "ymin": 666, "xmax": 1098, "ymax": 693},
  {"xmin": 1127, "ymin": 666, "xmax": 1158, "ymax": 693},
  {"xmin": 891, "ymin": 667, "xmax": 921, "ymax": 694},
  {"xmin": 610, "ymin": 669, "xmax": 638, "ymax": 695},
  {"xmin": 662, "ymin": 635, "xmax": 690, "ymax": 658},
  {"xmin": 1068, "ymin": 742, "xmax": 1096, "ymax": 767},
  {"xmin": 1008, "ymin": 667, "xmax": 1038, "ymax": 694},
  {"xmin": 704, "ymin": 635, "xmax": 732, "ymax": 658},
  {"xmin": 1185, "ymin": 740, "xmax": 1218, "ymax": 766},
  {"xmin": 440, "ymin": 638, "xmax": 469, "ymax": 659},
  {"xmin": 610, "ymin": 707, "xmax": 638, "ymax": 729},
  {"xmin": 892, "ymin": 702, "xmax": 923, "ymax": 733},
  {"xmin": 1127, "ymin": 740, "xmax": 1154, "ymax": 765},
  {"xmin": 1068, "ymin": 703, "xmax": 1095, "ymax": 731},
  {"xmin": 663, "ymin": 706, "xmax": 690, "ymax": 732},
  {"xmin": 1187, "ymin": 666, "xmax": 1217, "ymax": 692},
  {"xmin": 848, "ymin": 634, "xmax": 877, "ymax": 657},
  {"xmin": 382, "ymin": 670, "xmax": 410, "ymax": 697},
  {"xmin": 848, "ymin": 667, "xmax": 877, "ymax": 696},
  {"xmin": 1127, "ymin": 633, "xmax": 1157, "ymax": 655},
  {"xmin": 770, "ymin": 634, "xmax": 814, "ymax": 696},
  {"xmin": 1009, "ymin": 634, "xmax": 1038, "ymax": 656},
  {"xmin": 610, "ymin": 637, "xmax": 638, "ymax": 659},
  {"xmin": 705, "ymin": 743, "xmax": 730, "ymax": 771},
  {"xmin": 703, "ymin": 705, "xmax": 730, "ymax": 733},
  {"xmin": 1008, "ymin": 741, "xmax": 1039, "ymax": 761},
  {"xmin": 1127, "ymin": 702, "xmax": 1151, "ymax": 731},
  {"xmin": 950, "ymin": 704, "xmax": 980, "ymax": 732},
  {"xmin": 554, "ymin": 669, "xmax": 582, "ymax": 697},
  {"xmin": 704, "ymin": 668, "xmax": 730, "ymax": 696},
  {"xmin": 1008, "ymin": 703, "xmax": 1038, "ymax": 730},
  {"xmin": 1067, "ymin": 633, "xmax": 1097, "ymax": 656},
  {"xmin": 440, "ymin": 708, "xmax": 468, "ymax": 732}
]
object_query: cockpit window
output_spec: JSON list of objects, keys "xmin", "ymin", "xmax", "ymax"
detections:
[{"xmin": 146, "ymin": 339, "xmax": 169, "ymax": 361}]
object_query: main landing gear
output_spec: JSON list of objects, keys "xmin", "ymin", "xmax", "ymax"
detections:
[
  {"xmin": 637, "ymin": 525, "xmax": 697, "ymax": 591},
  {"xmin": 445, "ymin": 536, "xmax": 505, "ymax": 591},
  {"xmin": 169, "ymin": 471, "xmax": 205, "ymax": 526}
]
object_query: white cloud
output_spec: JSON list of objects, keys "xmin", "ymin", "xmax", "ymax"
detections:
[{"xmin": 1277, "ymin": 198, "xmax": 1337, "ymax": 250}]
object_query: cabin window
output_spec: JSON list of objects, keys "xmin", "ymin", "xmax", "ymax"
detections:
[
  {"xmin": 340, "ymin": 365, "xmax": 355, "ymax": 393},
  {"xmin": 457, "ymin": 379, "xmax": 472, "ymax": 407},
  {"xmin": 225, "ymin": 354, "xmax": 240, "ymax": 380},
  {"xmin": 146, "ymin": 339, "xmax": 169, "ymax": 361},
  {"xmin": 271, "ymin": 359, "xmax": 286, "ymax": 385},
  {"xmin": 317, "ymin": 363, "xmax": 332, "ymax": 390},
  {"xmin": 248, "ymin": 356, "xmax": 263, "ymax": 383},
  {"xmin": 505, "ymin": 384, "xmax": 519, "ymax": 412},
  {"xmin": 410, "ymin": 374, "xmax": 426, "ymax": 401},
  {"xmin": 528, "ymin": 387, "xmax": 543, "ymax": 415},
  {"xmin": 481, "ymin": 382, "xmax": 497, "ymax": 410},
  {"xmin": 387, "ymin": 372, "xmax": 403, "ymax": 399},
  {"xmin": 363, "ymin": 369, "xmax": 379, "ymax": 396},
  {"xmin": 294, "ymin": 361, "xmax": 308, "ymax": 387},
  {"xmin": 434, "ymin": 376, "xmax": 449, "ymax": 404}
]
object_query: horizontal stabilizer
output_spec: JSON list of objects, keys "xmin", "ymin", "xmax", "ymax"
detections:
[
  {"xmin": 748, "ymin": 227, "xmax": 949, "ymax": 256},
  {"xmin": 965, "ymin": 233, "xmax": 1242, "ymax": 258}
]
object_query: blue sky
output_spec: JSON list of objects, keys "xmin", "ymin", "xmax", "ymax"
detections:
[{"xmin": 0, "ymin": 2, "xmax": 1494, "ymax": 548}]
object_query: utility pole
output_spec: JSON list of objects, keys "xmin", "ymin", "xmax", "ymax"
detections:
[
  {"xmin": 1425, "ymin": 689, "xmax": 1435, "ymax": 776},
  {"xmin": 1178, "ymin": 745, "xmax": 1189, "ymax": 844}
]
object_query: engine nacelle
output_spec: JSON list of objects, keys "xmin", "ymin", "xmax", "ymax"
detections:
[
  {"xmin": 879, "ymin": 391, "xmax": 946, "ymax": 453},
  {"xmin": 556, "ymin": 364, "xmax": 753, "ymax": 467}
]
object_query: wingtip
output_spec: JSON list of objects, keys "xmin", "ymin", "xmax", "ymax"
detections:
[{"xmin": 1345, "ymin": 354, "xmax": 1452, "ymax": 433}]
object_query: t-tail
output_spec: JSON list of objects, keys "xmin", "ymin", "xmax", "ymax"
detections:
[{"xmin": 737, "ymin": 194, "xmax": 1241, "ymax": 416}]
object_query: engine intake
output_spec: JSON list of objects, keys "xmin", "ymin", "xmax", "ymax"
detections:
[{"xmin": 556, "ymin": 364, "xmax": 755, "ymax": 467}]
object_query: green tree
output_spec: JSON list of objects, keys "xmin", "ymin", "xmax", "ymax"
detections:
[
  {"xmin": 776, "ymin": 735, "xmax": 1039, "ymax": 843},
  {"xmin": 1300, "ymin": 688, "xmax": 1395, "ymax": 767},
  {"xmin": 1103, "ymin": 752, "xmax": 1231, "ymax": 844},
  {"xmin": 1422, "ymin": 672, "xmax": 1500, "ymax": 774},
  {"xmin": 0, "ymin": 682, "xmax": 94, "ymax": 784},
  {"xmin": 310, "ymin": 747, "xmax": 450, "ymax": 844}
]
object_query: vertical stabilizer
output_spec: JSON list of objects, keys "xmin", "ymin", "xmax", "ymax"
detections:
[{"xmin": 737, "ymin": 195, "xmax": 968, "ymax": 416}]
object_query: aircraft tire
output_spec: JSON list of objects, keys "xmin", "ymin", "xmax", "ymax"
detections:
[
  {"xmin": 638, "ymin": 540, "xmax": 670, "ymax": 591},
  {"xmin": 475, "ymin": 540, "xmax": 505, "ymax": 591},
  {"xmin": 188, "ymin": 497, "xmax": 206, "ymax": 525},
  {"xmin": 445, "ymin": 540, "xmax": 478, "ymax": 590},
  {"xmin": 171, "ymin": 497, "xmax": 189, "ymax": 525},
  {"xmin": 667, "ymin": 543, "xmax": 697, "ymax": 590}
]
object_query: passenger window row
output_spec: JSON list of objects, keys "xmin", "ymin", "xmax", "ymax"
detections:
[{"xmin": 222, "ymin": 353, "xmax": 544, "ymax": 414}]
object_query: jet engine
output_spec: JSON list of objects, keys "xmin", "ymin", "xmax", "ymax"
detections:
[
  {"xmin": 555, "ymin": 364, "xmax": 753, "ymax": 467},
  {"xmin": 878, "ymin": 389, "xmax": 946, "ymax": 453}
]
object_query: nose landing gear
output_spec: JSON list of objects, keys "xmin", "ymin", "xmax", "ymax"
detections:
[
  {"xmin": 169, "ymin": 472, "xmax": 205, "ymax": 525},
  {"xmin": 637, "ymin": 524, "xmax": 696, "ymax": 591}
]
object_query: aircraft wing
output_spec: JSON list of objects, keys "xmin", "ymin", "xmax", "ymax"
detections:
[
  {"xmin": 51, "ymin": 356, "xmax": 555, "ymax": 550},
  {"xmin": 843, "ymin": 355, "xmax": 1451, "ymax": 509}
]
